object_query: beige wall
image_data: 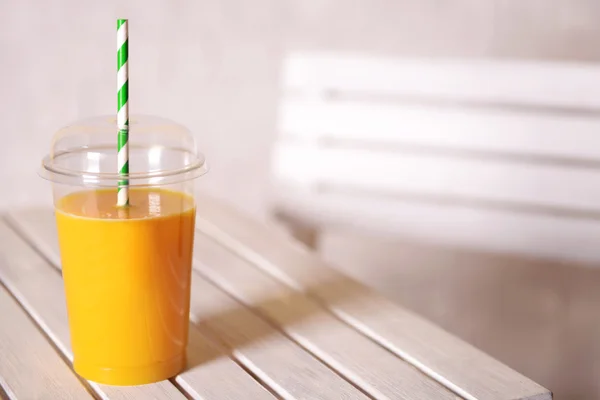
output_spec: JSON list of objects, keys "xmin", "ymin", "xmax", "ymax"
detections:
[{"xmin": 1, "ymin": 0, "xmax": 599, "ymax": 215}]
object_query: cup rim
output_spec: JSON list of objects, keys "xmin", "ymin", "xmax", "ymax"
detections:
[{"xmin": 40, "ymin": 144, "xmax": 208, "ymax": 187}]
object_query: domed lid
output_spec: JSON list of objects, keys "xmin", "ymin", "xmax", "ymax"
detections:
[{"xmin": 40, "ymin": 115, "xmax": 208, "ymax": 187}]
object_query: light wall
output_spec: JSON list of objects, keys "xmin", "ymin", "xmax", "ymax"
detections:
[{"xmin": 1, "ymin": 0, "xmax": 599, "ymax": 216}]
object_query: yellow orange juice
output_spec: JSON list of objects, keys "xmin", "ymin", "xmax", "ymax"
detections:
[{"xmin": 55, "ymin": 188, "xmax": 195, "ymax": 385}]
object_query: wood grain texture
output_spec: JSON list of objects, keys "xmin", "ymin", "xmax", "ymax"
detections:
[
  {"xmin": 320, "ymin": 231, "xmax": 598, "ymax": 400},
  {"xmin": 2, "ymin": 212, "xmax": 275, "ymax": 400},
  {"xmin": 188, "ymin": 271, "xmax": 369, "ymax": 399},
  {"xmin": 175, "ymin": 326, "xmax": 276, "ymax": 400},
  {"xmin": 193, "ymin": 195, "xmax": 552, "ymax": 400},
  {"xmin": 0, "ymin": 285, "xmax": 93, "ymax": 400},
  {"xmin": 192, "ymin": 230, "xmax": 461, "ymax": 399}
]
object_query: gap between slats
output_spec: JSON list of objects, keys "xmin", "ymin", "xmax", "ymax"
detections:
[
  {"xmin": 0, "ymin": 282, "xmax": 96, "ymax": 400},
  {"xmin": 186, "ymin": 274, "xmax": 372, "ymax": 400},
  {"xmin": 195, "ymin": 213, "xmax": 480, "ymax": 400},
  {"xmin": 193, "ymin": 195, "xmax": 552, "ymax": 400},
  {"xmin": 191, "ymin": 230, "xmax": 463, "ymax": 400}
]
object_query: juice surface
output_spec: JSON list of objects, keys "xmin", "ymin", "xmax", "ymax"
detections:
[{"xmin": 55, "ymin": 188, "xmax": 196, "ymax": 385}]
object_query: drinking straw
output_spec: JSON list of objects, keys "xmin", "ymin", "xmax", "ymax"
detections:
[{"xmin": 117, "ymin": 19, "xmax": 129, "ymax": 206}]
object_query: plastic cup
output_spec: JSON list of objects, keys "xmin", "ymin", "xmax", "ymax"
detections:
[{"xmin": 39, "ymin": 115, "xmax": 208, "ymax": 385}]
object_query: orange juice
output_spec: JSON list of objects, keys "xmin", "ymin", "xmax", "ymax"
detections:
[{"xmin": 55, "ymin": 188, "xmax": 195, "ymax": 385}]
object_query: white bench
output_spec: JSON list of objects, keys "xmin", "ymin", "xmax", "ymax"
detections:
[{"xmin": 271, "ymin": 53, "xmax": 600, "ymax": 264}]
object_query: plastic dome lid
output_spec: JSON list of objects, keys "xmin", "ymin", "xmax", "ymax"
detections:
[{"xmin": 40, "ymin": 115, "xmax": 208, "ymax": 187}]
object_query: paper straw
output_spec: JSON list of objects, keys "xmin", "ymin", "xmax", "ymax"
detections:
[{"xmin": 117, "ymin": 19, "xmax": 129, "ymax": 206}]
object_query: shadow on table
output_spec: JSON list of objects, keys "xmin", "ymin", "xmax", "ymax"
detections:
[{"xmin": 183, "ymin": 267, "xmax": 368, "ymax": 372}]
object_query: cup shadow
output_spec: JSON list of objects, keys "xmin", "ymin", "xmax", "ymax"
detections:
[{"xmin": 182, "ymin": 267, "xmax": 367, "ymax": 373}]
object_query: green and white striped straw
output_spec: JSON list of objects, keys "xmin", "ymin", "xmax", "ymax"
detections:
[{"xmin": 117, "ymin": 19, "xmax": 129, "ymax": 206}]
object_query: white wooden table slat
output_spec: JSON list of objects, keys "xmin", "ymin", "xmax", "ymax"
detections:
[
  {"xmin": 194, "ymin": 195, "xmax": 552, "ymax": 400},
  {"xmin": 3, "ymin": 213, "xmax": 276, "ymax": 400},
  {"xmin": 176, "ymin": 327, "xmax": 277, "ymax": 400},
  {"xmin": 0, "ymin": 284, "xmax": 93, "ymax": 400},
  {"xmin": 188, "ymin": 271, "xmax": 369, "ymax": 399},
  {"xmin": 193, "ymin": 231, "xmax": 461, "ymax": 400}
]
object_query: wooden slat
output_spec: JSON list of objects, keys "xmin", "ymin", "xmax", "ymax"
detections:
[
  {"xmin": 192, "ymin": 230, "xmax": 461, "ymax": 399},
  {"xmin": 3, "ymin": 212, "xmax": 275, "ymax": 400},
  {"xmin": 274, "ymin": 188, "xmax": 600, "ymax": 265},
  {"xmin": 0, "ymin": 285, "xmax": 93, "ymax": 400},
  {"xmin": 278, "ymin": 99, "xmax": 600, "ymax": 161},
  {"xmin": 273, "ymin": 143, "xmax": 600, "ymax": 213},
  {"xmin": 175, "ymin": 327, "xmax": 276, "ymax": 400},
  {"xmin": 8, "ymin": 209, "xmax": 366, "ymax": 400},
  {"xmin": 193, "ymin": 195, "xmax": 552, "ymax": 400},
  {"xmin": 188, "ymin": 271, "xmax": 369, "ymax": 399},
  {"xmin": 283, "ymin": 53, "xmax": 600, "ymax": 109}
]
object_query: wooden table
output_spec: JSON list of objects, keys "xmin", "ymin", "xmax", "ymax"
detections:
[{"xmin": 0, "ymin": 196, "xmax": 551, "ymax": 400}]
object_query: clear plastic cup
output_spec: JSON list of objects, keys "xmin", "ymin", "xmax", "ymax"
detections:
[{"xmin": 39, "ymin": 115, "xmax": 208, "ymax": 385}]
